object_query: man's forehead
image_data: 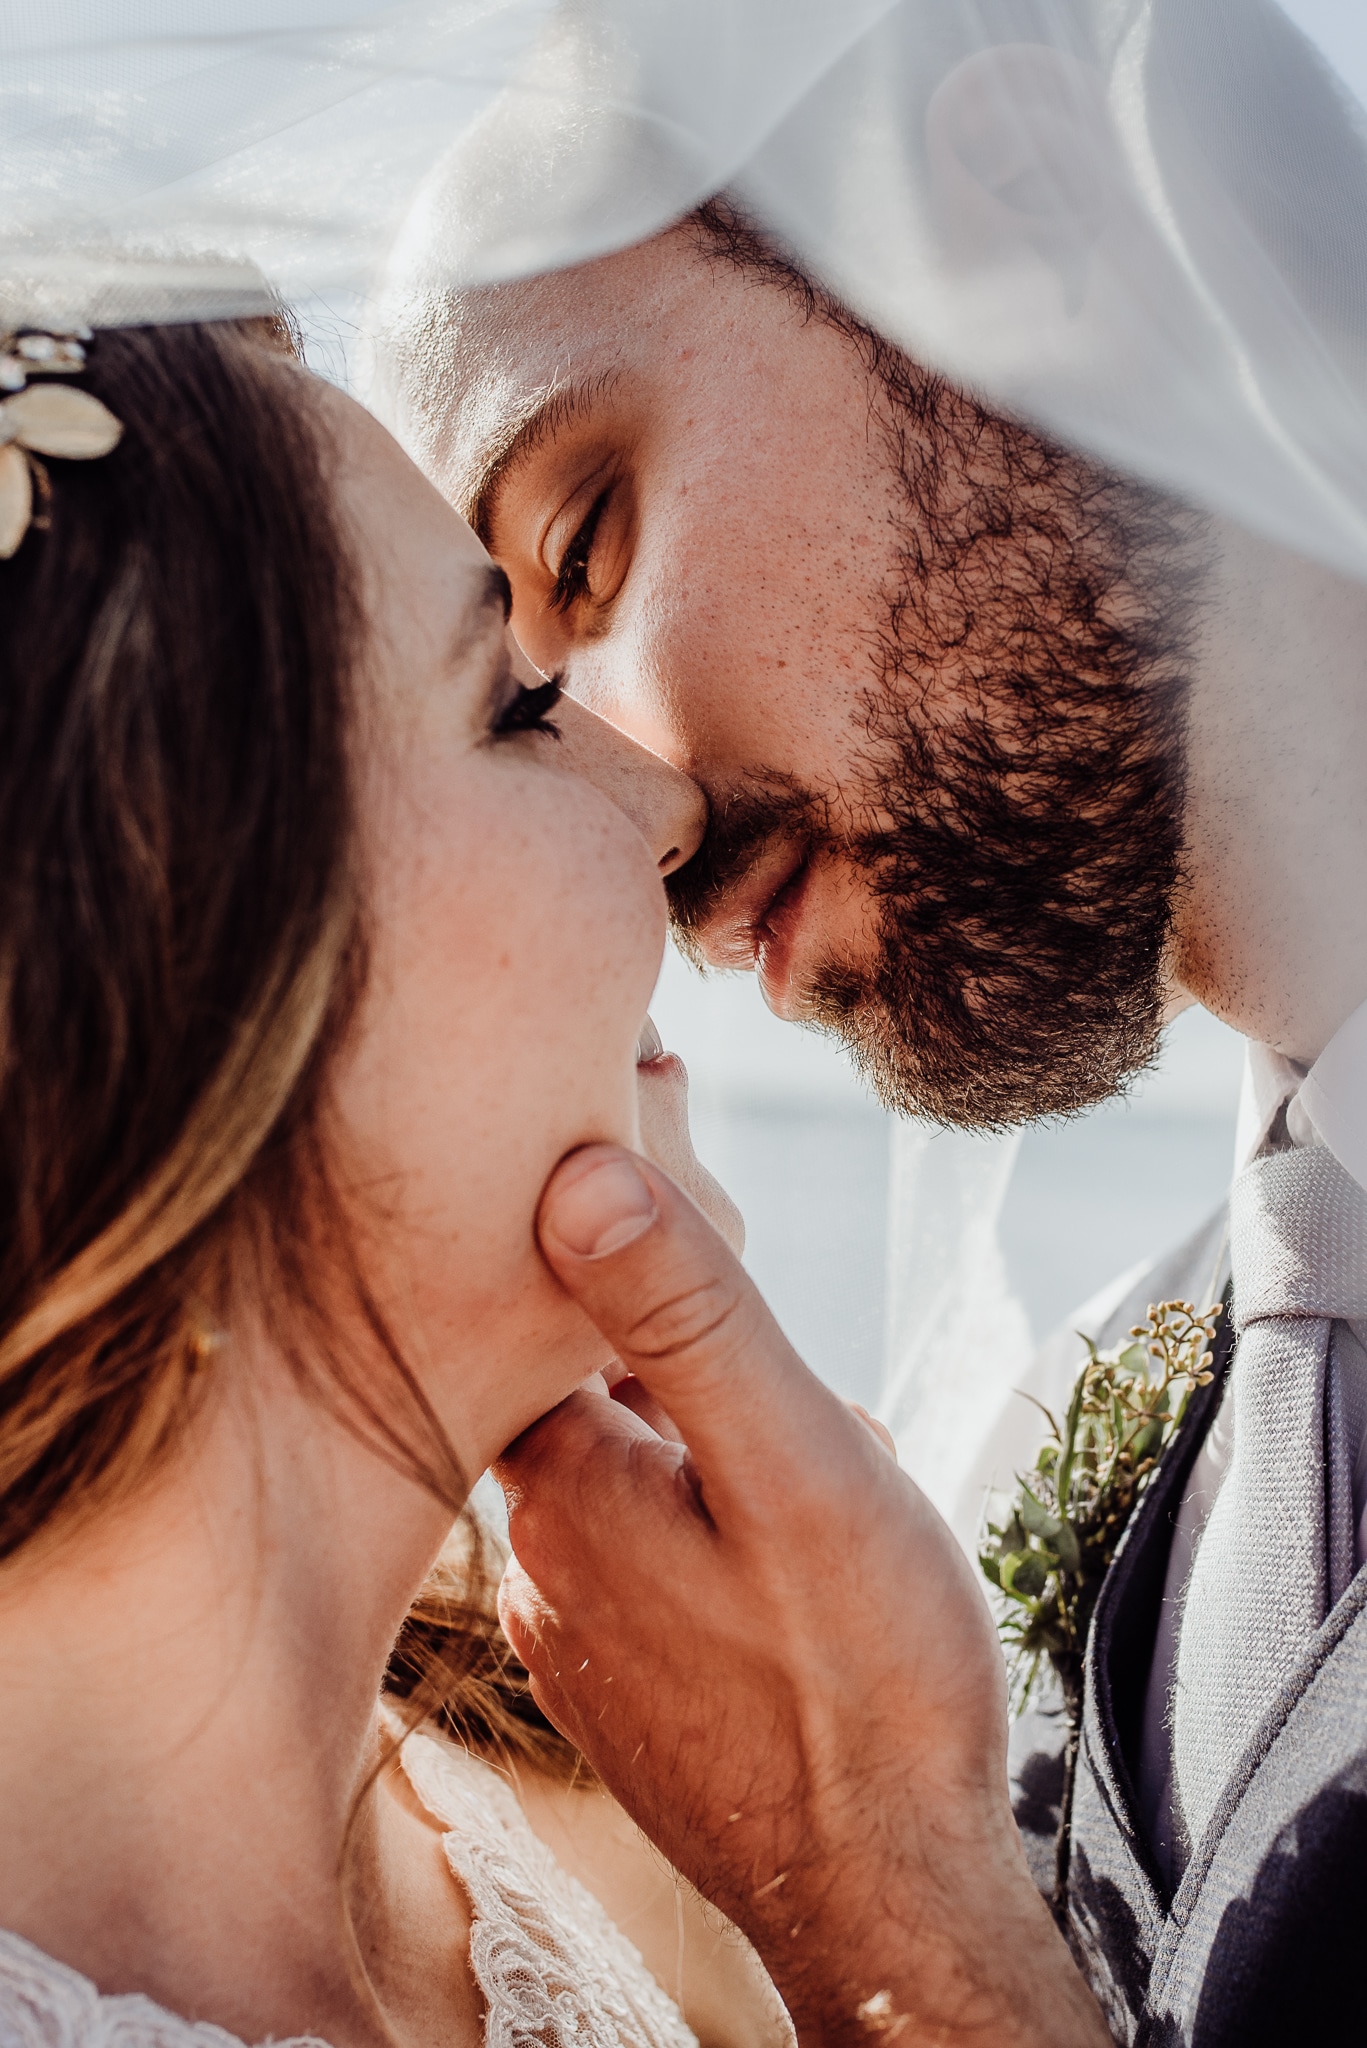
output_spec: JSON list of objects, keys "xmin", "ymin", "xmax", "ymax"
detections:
[
  {"xmin": 379, "ymin": 231, "xmax": 699, "ymax": 515},
  {"xmin": 461, "ymin": 279, "xmax": 626, "ymax": 448},
  {"xmin": 461, "ymin": 364, "xmax": 627, "ymax": 534}
]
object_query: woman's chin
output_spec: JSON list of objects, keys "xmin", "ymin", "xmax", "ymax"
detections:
[
  {"xmin": 486, "ymin": 1326, "xmax": 620, "ymax": 1464},
  {"xmin": 635, "ymin": 1040, "xmax": 745, "ymax": 1255}
]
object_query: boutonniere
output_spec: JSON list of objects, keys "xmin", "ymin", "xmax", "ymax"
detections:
[{"xmin": 979, "ymin": 1298, "xmax": 1222, "ymax": 1917}]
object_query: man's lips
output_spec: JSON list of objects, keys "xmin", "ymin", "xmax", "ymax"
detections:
[
  {"xmin": 753, "ymin": 854, "xmax": 818, "ymax": 1017},
  {"xmin": 689, "ymin": 837, "xmax": 823, "ymax": 1018},
  {"xmin": 691, "ymin": 838, "xmax": 811, "ymax": 973}
]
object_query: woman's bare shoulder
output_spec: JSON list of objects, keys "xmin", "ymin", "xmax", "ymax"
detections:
[{"xmin": 506, "ymin": 1763, "xmax": 793, "ymax": 2048}]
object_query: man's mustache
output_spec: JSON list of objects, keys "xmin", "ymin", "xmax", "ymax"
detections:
[{"xmin": 665, "ymin": 780, "xmax": 821, "ymax": 955}]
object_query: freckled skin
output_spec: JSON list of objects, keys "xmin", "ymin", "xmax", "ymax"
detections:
[
  {"xmin": 0, "ymin": 375, "xmax": 713, "ymax": 2048},
  {"xmin": 371, "ymin": 209, "xmax": 1367, "ymax": 2048},
  {"xmin": 398, "ymin": 225, "xmax": 1367, "ymax": 1065},
  {"xmin": 414, "ymin": 234, "xmax": 901, "ymax": 998}
]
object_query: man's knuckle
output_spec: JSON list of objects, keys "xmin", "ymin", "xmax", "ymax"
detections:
[
  {"xmin": 624, "ymin": 1272, "xmax": 753, "ymax": 1363},
  {"xmin": 508, "ymin": 1493, "xmax": 556, "ymax": 1572}
]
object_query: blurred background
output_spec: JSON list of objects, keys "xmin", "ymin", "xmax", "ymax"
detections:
[{"xmin": 649, "ymin": 942, "xmax": 1247, "ymax": 1414}]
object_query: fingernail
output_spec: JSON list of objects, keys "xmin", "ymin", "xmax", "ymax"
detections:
[{"xmin": 547, "ymin": 1155, "xmax": 658, "ymax": 1258}]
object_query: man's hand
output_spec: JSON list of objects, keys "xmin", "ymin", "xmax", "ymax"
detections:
[{"xmin": 497, "ymin": 1145, "xmax": 1108, "ymax": 2048}]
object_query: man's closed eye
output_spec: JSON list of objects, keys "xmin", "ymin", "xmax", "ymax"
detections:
[{"xmin": 552, "ymin": 488, "xmax": 610, "ymax": 613}]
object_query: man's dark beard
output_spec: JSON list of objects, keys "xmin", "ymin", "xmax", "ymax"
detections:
[{"xmin": 669, "ymin": 336, "xmax": 1207, "ymax": 1130}]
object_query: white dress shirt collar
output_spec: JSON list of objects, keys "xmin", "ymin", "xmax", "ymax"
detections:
[{"xmin": 1235, "ymin": 994, "xmax": 1367, "ymax": 1191}]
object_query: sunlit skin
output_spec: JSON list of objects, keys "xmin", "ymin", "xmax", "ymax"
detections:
[
  {"xmin": 0, "ymin": 375, "xmax": 766, "ymax": 2048},
  {"xmin": 336, "ymin": 408, "xmax": 677, "ymax": 1470},
  {"xmin": 369, "ymin": 216, "xmax": 1367, "ymax": 2046},
  {"xmin": 399, "ymin": 224, "xmax": 1367, "ymax": 1062},
  {"xmin": 402, "ymin": 234, "xmax": 896, "ymax": 1022}
]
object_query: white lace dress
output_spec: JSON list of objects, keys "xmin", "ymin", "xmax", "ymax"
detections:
[{"xmin": 0, "ymin": 1726, "xmax": 698, "ymax": 2048}]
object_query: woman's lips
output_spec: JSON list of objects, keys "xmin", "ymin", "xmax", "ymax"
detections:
[{"xmin": 635, "ymin": 1014, "xmax": 688, "ymax": 1089}]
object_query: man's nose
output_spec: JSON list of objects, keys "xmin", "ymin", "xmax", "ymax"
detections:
[{"xmin": 539, "ymin": 688, "xmax": 707, "ymax": 877}]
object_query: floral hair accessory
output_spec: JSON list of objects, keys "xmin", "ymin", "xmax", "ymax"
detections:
[{"xmin": 0, "ymin": 329, "xmax": 123, "ymax": 559}]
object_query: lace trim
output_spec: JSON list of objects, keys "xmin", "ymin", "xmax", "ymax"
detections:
[
  {"xmin": 398, "ymin": 1729, "xmax": 697, "ymax": 2048},
  {"xmin": 0, "ymin": 1927, "xmax": 328, "ymax": 2048},
  {"xmin": 0, "ymin": 1728, "xmax": 697, "ymax": 2048}
]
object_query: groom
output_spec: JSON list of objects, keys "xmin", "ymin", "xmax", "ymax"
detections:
[{"xmin": 381, "ymin": 202, "xmax": 1367, "ymax": 2044}]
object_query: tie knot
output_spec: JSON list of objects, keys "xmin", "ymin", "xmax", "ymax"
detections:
[{"xmin": 1230, "ymin": 1145, "xmax": 1367, "ymax": 1326}]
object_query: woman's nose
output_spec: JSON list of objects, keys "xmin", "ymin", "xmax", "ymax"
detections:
[{"xmin": 542, "ymin": 691, "xmax": 707, "ymax": 877}]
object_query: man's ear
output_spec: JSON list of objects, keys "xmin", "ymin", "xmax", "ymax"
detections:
[{"xmin": 926, "ymin": 45, "xmax": 1123, "ymax": 314}]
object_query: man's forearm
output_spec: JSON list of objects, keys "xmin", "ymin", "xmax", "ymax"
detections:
[
  {"xmin": 783, "ymin": 1926, "xmax": 1111, "ymax": 2048},
  {"xmin": 748, "ymin": 1821, "xmax": 1112, "ymax": 2048},
  {"xmin": 502, "ymin": 1152, "xmax": 1115, "ymax": 2048}
]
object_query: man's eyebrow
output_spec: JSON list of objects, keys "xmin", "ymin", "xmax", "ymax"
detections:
[{"xmin": 464, "ymin": 368, "xmax": 623, "ymax": 541}]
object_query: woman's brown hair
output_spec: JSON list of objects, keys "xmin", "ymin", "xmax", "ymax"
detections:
[{"xmin": 0, "ymin": 316, "xmax": 578, "ymax": 1776}]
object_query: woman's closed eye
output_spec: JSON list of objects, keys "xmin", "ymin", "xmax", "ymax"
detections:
[{"xmin": 491, "ymin": 673, "xmax": 563, "ymax": 739}]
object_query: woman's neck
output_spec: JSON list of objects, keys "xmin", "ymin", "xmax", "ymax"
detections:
[{"xmin": 0, "ymin": 1340, "xmax": 465, "ymax": 2046}]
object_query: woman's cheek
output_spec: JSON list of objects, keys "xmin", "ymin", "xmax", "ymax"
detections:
[
  {"xmin": 335, "ymin": 741, "xmax": 662, "ymax": 1424},
  {"xmin": 493, "ymin": 785, "xmax": 658, "ymax": 1123}
]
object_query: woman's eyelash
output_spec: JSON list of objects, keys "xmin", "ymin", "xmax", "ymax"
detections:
[
  {"xmin": 492, "ymin": 674, "xmax": 563, "ymax": 739},
  {"xmin": 551, "ymin": 489, "xmax": 609, "ymax": 613}
]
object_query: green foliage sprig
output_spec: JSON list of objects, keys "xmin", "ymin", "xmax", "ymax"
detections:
[
  {"xmin": 978, "ymin": 1298, "xmax": 1221, "ymax": 1920},
  {"xmin": 980, "ymin": 1299, "xmax": 1222, "ymax": 1718}
]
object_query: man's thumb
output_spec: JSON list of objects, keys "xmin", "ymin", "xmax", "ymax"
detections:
[{"xmin": 536, "ymin": 1143, "xmax": 819, "ymax": 1480}]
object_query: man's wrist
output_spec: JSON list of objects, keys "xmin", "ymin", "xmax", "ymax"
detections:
[{"xmin": 754, "ymin": 1811, "xmax": 1111, "ymax": 2048}]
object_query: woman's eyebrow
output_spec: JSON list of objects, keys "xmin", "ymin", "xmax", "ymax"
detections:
[
  {"xmin": 450, "ymin": 564, "xmax": 514, "ymax": 678},
  {"xmin": 465, "ymin": 368, "xmax": 623, "ymax": 540},
  {"xmin": 486, "ymin": 563, "xmax": 513, "ymax": 620}
]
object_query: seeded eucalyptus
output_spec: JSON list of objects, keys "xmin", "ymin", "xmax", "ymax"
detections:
[{"xmin": 980, "ymin": 1298, "xmax": 1222, "ymax": 1916}]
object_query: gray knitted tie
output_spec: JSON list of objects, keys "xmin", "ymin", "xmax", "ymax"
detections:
[{"xmin": 1172, "ymin": 1145, "xmax": 1367, "ymax": 1853}]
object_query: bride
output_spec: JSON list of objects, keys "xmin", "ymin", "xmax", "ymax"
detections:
[{"xmin": 0, "ymin": 314, "xmax": 784, "ymax": 2048}]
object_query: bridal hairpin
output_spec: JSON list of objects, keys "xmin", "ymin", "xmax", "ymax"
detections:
[{"xmin": 0, "ymin": 328, "xmax": 123, "ymax": 559}]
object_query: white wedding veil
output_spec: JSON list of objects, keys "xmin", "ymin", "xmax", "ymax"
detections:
[
  {"xmin": 9, "ymin": 2, "xmax": 1366, "ymax": 577},
  {"xmin": 7, "ymin": 0, "xmax": 1364, "ymax": 1530}
]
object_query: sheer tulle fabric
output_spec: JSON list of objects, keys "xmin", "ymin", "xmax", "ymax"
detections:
[
  {"xmin": 4, "ymin": 2, "xmax": 1366, "ymax": 579},
  {"xmin": 4, "ymin": 0, "xmax": 1361, "ymax": 1537}
]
